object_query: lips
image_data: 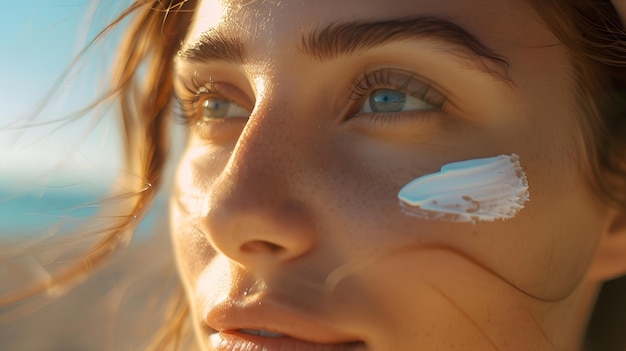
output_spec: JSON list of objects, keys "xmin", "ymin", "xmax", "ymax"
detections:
[
  {"xmin": 205, "ymin": 298, "xmax": 366, "ymax": 351},
  {"xmin": 209, "ymin": 331, "xmax": 365, "ymax": 351}
]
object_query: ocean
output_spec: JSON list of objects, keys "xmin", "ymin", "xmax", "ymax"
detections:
[
  {"xmin": 0, "ymin": 189, "xmax": 100, "ymax": 236},
  {"xmin": 0, "ymin": 185, "xmax": 164, "ymax": 238}
]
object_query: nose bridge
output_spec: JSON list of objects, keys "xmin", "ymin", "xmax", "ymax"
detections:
[
  {"xmin": 204, "ymin": 95, "xmax": 317, "ymax": 265},
  {"xmin": 227, "ymin": 71, "xmax": 311, "ymax": 189},
  {"xmin": 226, "ymin": 92, "xmax": 299, "ymax": 192},
  {"xmin": 235, "ymin": 113, "xmax": 289, "ymax": 178}
]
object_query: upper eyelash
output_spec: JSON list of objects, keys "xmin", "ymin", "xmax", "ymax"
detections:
[
  {"xmin": 351, "ymin": 70, "xmax": 414, "ymax": 98},
  {"xmin": 350, "ymin": 69, "xmax": 443, "ymax": 108},
  {"xmin": 173, "ymin": 75, "xmax": 220, "ymax": 124},
  {"xmin": 185, "ymin": 73, "xmax": 219, "ymax": 103}
]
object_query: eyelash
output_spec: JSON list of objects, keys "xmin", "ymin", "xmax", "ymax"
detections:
[
  {"xmin": 349, "ymin": 69, "xmax": 445, "ymax": 113},
  {"xmin": 173, "ymin": 69, "xmax": 446, "ymax": 126},
  {"xmin": 174, "ymin": 74, "xmax": 221, "ymax": 125}
]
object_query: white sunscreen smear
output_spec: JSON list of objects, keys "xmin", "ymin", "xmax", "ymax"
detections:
[{"xmin": 398, "ymin": 154, "xmax": 529, "ymax": 223}]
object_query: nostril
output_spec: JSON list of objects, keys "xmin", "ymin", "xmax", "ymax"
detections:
[
  {"xmin": 241, "ymin": 240, "xmax": 284, "ymax": 254},
  {"xmin": 205, "ymin": 196, "xmax": 316, "ymax": 263}
]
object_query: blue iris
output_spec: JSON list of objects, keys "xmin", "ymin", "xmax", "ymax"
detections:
[{"xmin": 368, "ymin": 89, "xmax": 406, "ymax": 113}]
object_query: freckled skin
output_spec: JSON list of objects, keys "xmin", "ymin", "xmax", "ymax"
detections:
[{"xmin": 170, "ymin": 0, "xmax": 617, "ymax": 350}]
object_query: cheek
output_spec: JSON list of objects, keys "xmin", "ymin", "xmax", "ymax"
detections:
[
  {"xmin": 169, "ymin": 144, "xmax": 226, "ymax": 292},
  {"xmin": 321, "ymin": 139, "xmax": 604, "ymax": 303},
  {"xmin": 480, "ymin": 160, "xmax": 607, "ymax": 299},
  {"xmin": 353, "ymin": 250, "xmax": 543, "ymax": 347},
  {"xmin": 170, "ymin": 196, "xmax": 216, "ymax": 291}
]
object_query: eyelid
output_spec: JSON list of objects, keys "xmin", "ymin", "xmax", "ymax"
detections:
[
  {"xmin": 192, "ymin": 76, "xmax": 252, "ymax": 107},
  {"xmin": 348, "ymin": 108, "xmax": 442, "ymax": 134}
]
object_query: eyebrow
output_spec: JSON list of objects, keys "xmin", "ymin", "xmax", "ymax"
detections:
[
  {"xmin": 178, "ymin": 28, "xmax": 246, "ymax": 63},
  {"xmin": 178, "ymin": 16, "xmax": 511, "ymax": 82}
]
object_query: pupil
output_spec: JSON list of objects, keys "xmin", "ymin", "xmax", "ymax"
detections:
[{"xmin": 369, "ymin": 89, "xmax": 406, "ymax": 113}]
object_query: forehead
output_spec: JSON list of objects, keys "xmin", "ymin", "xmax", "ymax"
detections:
[{"xmin": 186, "ymin": 0, "xmax": 552, "ymax": 55}]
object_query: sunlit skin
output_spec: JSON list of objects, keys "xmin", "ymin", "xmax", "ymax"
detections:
[{"xmin": 169, "ymin": 0, "xmax": 626, "ymax": 350}]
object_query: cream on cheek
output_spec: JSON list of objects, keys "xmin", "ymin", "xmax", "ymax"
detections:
[{"xmin": 398, "ymin": 154, "xmax": 530, "ymax": 223}]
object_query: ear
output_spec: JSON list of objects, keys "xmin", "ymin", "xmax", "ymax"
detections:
[{"xmin": 588, "ymin": 209, "xmax": 626, "ymax": 282}]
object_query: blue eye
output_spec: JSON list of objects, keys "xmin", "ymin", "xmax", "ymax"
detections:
[
  {"xmin": 201, "ymin": 98, "xmax": 249, "ymax": 120},
  {"xmin": 360, "ymin": 89, "xmax": 435, "ymax": 114}
]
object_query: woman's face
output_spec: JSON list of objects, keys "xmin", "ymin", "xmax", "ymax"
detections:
[{"xmin": 171, "ymin": 0, "xmax": 611, "ymax": 349}]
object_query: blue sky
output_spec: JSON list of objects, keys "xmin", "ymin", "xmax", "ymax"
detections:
[{"xmin": 0, "ymin": 1, "xmax": 132, "ymax": 190}]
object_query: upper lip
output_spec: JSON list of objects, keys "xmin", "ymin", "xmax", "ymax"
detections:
[{"xmin": 205, "ymin": 297, "xmax": 363, "ymax": 345}]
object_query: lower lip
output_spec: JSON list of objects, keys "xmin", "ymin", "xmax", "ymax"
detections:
[{"xmin": 209, "ymin": 331, "xmax": 366, "ymax": 351}]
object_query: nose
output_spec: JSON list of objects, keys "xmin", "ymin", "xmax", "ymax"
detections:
[{"xmin": 202, "ymin": 115, "xmax": 317, "ymax": 266}]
